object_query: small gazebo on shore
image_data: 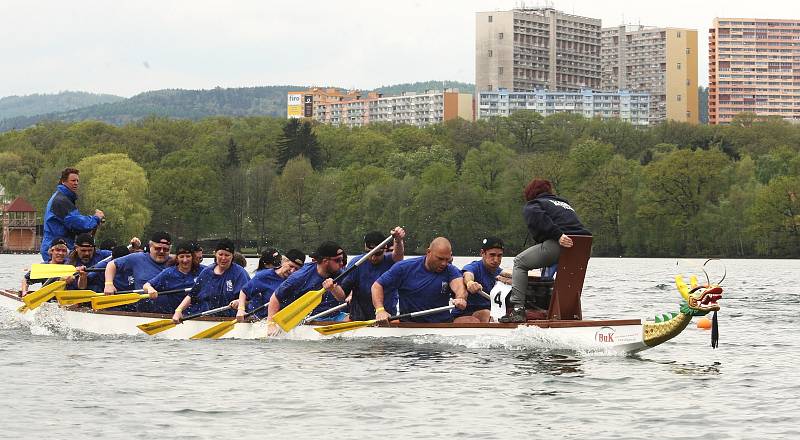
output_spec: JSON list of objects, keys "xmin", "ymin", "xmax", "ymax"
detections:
[{"xmin": 1, "ymin": 196, "xmax": 39, "ymax": 252}]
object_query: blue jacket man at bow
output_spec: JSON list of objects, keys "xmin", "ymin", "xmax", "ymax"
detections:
[{"xmin": 40, "ymin": 167, "xmax": 105, "ymax": 261}]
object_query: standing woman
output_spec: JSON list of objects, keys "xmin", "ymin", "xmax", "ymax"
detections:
[
  {"xmin": 172, "ymin": 239, "xmax": 250, "ymax": 321},
  {"xmin": 500, "ymin": 178, "xmax": 591, "ymax": 323}
]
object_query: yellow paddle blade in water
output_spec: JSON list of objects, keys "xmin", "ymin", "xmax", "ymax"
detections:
[
  {"xmin": 17, "ymin": 304, "xmax": 29, "ymax": 313},
  {"xmin": 314, "ymin": 319, "xmax": 377, "ymax": 336},
  {"xmin": 22, "ymin": 281, "xmax": 67, "ymax": 310},
  {"xmin": 55, "ymin": 290, "xmax": 102, "ymax": 305},
  {"xmin": 91, "ymin": 293, "xmax": 147, "ymax": 310},
  {"xmin": 272, "ymin": 288, "xmax": 325, "ymax": 332},
  {"xmin": 190, "ymin": 319, "xmax": 236, "ymax": 339},
  {"xmin": 137, "ymin": 319, "xmax": 177, "ymax": 336},
  {"xmin": 30, "ymin": 264, "xmax": 79, "ymax": 279}
]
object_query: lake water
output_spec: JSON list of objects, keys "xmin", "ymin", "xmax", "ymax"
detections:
[{"xmin": 1, "ymin": 254, "xmax": 798, "ymax": 439}]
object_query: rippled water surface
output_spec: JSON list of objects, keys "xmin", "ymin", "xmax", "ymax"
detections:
[{"xmin": 1, "ymin": 255, "xmax": 798, "ymax": 439}]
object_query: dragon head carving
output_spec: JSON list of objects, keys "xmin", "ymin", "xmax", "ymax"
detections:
[{"xmin": 676, "ymin": 275, "xmax": 723, "ymax": 316}]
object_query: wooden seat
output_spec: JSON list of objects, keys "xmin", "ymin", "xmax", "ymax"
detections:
[{"xmin": 547, "ymin": 235, "xmax": 592, "ymax": 320}]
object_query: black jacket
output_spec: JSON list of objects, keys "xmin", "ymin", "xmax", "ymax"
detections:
[{"xmin": 522, "ymin": 193, "xmax": 591, "ymax": 244}]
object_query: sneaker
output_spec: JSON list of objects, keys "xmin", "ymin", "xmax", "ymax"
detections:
[{"xmin": 499, "ymin": 306, "xmax": 526, "ymax": 323}]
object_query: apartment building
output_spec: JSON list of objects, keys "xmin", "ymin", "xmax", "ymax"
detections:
[
  {"xmin": 708, "ymin": 18, "xmax": 800, "ymax": 124},
  {"xmin": 601, "ymin": 26, "xmax": 698, "ymax": 124},
  {"xmin": 476, "ymin": 8, "xmax": 601, "ymax": 93},
  {"xmin": 288, "ymin": 88, "xmax": 474, "ymax": 128},
  {"xmin": 478, "ymin": 89, "xmax": 650, "ymax": 126}
]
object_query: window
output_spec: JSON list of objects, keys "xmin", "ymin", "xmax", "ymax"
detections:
[
  {"xmin": 677, "ymin": 94, "xmax": 682, "ymax": 101},
  {"xmin": 498, "ymin": 32, "xmax": 504, "ymax": 39},
  {"xmin": 686, "ymin": 47, "xmax": 691, "ymax": 54},
  {"xmin": 677, "ymin": 62, "xmax": 682, "ymax": 70},
  {"xmin": 686, "ymin": 79, "xmax": 691, "ymax": 86},
  {"xmin": 677, "ymin": 31, "xmax": 682, "ymax": 38},
  {"xmin": 498, "ymin": 66, "xmax": 504, "ymax": 75},
  {"xmin": 488, "ymin": 49, "xmax": 493, "ymax": 57},
  {"xmin": 488, "ymin": 15, "xmax": 493, "ymax": 23},
  {"xmin": 488, "ymin": 85, "xmax": 493, "ymax": 91}
]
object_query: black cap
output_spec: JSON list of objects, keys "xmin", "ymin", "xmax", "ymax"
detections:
[
  {"xmin": 364, "ymin": 231, "xmax": 387, "ymax": 248},
  {"xmin": 285, "ymin": 249, "xmax": 306, "ymax": 266},
  {"xmin": 481, "ymin": 236, "xmax": 504, "ymax": 250},
  {"xmin": 74, "ymin": 233, "xmax": 95, "ymax": 247},
  {"xmin": 150, "ymin": 231, "xmax": 172, "ymax": 245},
  {"xmin": 111, "ymin": 245, "xmax": 130, "ymax": 259},
  {"xmin": 49, "ymin": 238, "xmax": 68, "ymax": 249},
  {"xmin": 174, "ymin": 241, "xmax": 193, "ymax": 255},
  {"xmin": 215, "ymin": 238, "xmax": 235, "ymax": 254},
  {"xmin": 315, "ymin": 241, "xmax": 343, "ymax": 259},
  {"xmin": 261, "ymin": 248, "xmax": 282, "ymax": 267},
  {"xmin": 189, "ymin": 241, "xmax": 202, "ymax": 252}
]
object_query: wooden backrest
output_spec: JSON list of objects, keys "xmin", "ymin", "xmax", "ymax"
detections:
[{"xmin": 547, "ymin": 235, "xmax": 592, "ymax": 320}]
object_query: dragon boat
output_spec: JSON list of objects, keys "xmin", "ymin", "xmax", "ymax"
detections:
[{"xmin": 0, "ymin": 237, "xmax": 723, "ymax": 354}]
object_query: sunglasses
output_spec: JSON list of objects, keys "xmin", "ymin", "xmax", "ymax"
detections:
[{"xmin": 152, "ymin": 246, "xmax": 171, "ymax": 253}]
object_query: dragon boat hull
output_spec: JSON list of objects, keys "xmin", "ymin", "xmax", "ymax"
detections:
[{"xmin": 2, "ymin": 290, "xmax": 653, "ymax": 353}]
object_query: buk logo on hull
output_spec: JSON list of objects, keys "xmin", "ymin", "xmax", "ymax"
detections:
[{"xmin": 595, "ymin": 326, "xmax": 615, "ymax": 343}]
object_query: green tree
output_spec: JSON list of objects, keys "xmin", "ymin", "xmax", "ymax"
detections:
[
  {"xmin": 74, "ymin": 153, "xmax": 151, "ymax": 244},
  {"xmin": 277, "ymin": 119, "xmax": 322, "ymax": 171},
  {"xmin": 748, "ymin": 176, "xmax": 800, "ymax": 256}
]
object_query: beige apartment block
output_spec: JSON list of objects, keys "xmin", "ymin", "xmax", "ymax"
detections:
[
  {"xmin": 601, "ymin": 26, "xmax": 698, "ymax": 124},
  {"xmin": 288, "ymin": 88, "xmax": 473, "ymax": 128},
  {"xmin": 708, "ymin": 18, "xmax": 800, "ymax": 124},
  {"xmin": 476, "ymin": 8, "xmax": 601, "ymax": 93}
]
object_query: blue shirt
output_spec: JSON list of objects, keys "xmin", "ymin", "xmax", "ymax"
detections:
[
  {"xmin": 138, "ymin": 266, "xmax": 201, "ymax": 314},
  {"xmin": 375, "ymin": 256, "xmax": 462, "ymax": 323},
  {"xmin": 341, "ymin": 253, "xmax": 398, "ymax": 320},
  {"xmin": 69, "ymin": 250, "xmax": 112, "ymax": 292},
  {"xmin": 113, "ymin": 252, "xmax": 167, "ymax": 291},
  {"xmin": 273, "ymin": 263, "xmax": 341, "ymax": 316},
  {"xmin": 188, "ymin": 263, "xmax": 250, "ymax": 317},
  {"xmin": 241, "ymin": 268, "xmax": 286, "ymax": 318},
  {"xmin": 458, "ymin": 260, "xmax": 500, "ymax": 313}
]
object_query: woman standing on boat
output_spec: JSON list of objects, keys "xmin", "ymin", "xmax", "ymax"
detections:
[
  {"xmin": 171, "ymin": 239, "xmax": 250, "ymax": 321},
  {"xmin": 500, "ymin": 178, "xmax": 591, "ymax": 323}
]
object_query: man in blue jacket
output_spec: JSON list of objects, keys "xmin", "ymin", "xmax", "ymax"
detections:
[{"xmin": 41, "ymin": 168, "xmax": 104, "ymax": 261}]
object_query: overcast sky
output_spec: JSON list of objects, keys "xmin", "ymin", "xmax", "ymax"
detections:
[{"xmin": 1, "ymin": 0, "xmax": 797, "ymax": 98}]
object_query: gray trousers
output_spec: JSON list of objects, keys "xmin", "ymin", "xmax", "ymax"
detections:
[{"xmin": 510, "ymin": 239, "xmax": 561, "ymax": 306}]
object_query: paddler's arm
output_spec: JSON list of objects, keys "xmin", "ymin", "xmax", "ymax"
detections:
[
  {"xmin": 390, "ymin": 226, "xmax": 405, "ymax": 262},
  {"xmin": 322, "ymin": 278, "xmax": 345, "ymax": 301},
  {"xmin": 234, "ymin": 290, "xmax": 248, "ymax": 322},
  {"xmin": 462, "ymin": 271, "xmax": 483, "ymax": 294},
  {"xmin": 143, "ymin": 282, "xmax": 158, "ymax": 299},
  {"xmin": 371, "ymin": 281, "xmax": 390, "ymax": 323},
  {"xmin": 450, "ymin": 277, "xmax": 468, "ymax": 310},
  {"xmin": 76, "ymin": 266, "xmax": 88, "ymax": 289},
  {"xmin": 172, "ymin": 296, "xmax": 192, "ymax": 324},
  {"xmin": 103, "ymin": 261, "xmax": 118, "ymax": 294}
]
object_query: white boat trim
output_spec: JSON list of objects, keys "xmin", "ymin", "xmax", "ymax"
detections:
[{"xmin": 1, "ymin": 289, "xmax": 653, "ymax": 353}]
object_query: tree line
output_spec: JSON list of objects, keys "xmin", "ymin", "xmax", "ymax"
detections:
[{"xmin": 0, "ymin": 111, "xmax": 798, "ymax": 258}]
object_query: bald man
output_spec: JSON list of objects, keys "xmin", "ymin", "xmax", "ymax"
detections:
[{"xmin": 372, "ymin": 237, "xmax": 470, "ymax": 324}]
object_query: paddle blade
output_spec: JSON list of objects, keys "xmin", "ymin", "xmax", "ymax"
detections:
[
  {"xmin": 190, "ymin": 320, "xmax": 236, "ymax": 339},
  {"xmin": 30, "ymin": 264, "xmax": 77, "ymax": 279},
  {"xmin": 17, "ymin": 304, "xmax": 29, "ymax": 313},
  {"xmin": 55, "ymin": 290, "xmax": 102, "ymax": 305},
  {"xmin": 22, "ymin": 281, "xmax": 67, "ymax": 310},
  {"xmin": 272, "ymin": 289, "xmax": 325, "ymax": 332},
  {"xmin": 314, "ymin": 319, "xmax": 376, "ymax": 336},
  {"xmin": 91, "ymin": 293, "xmax": 147, "ymax": 310},
  {"xmin": 137, "ymin": 319, "xmax": 177, "ymax": 336}
]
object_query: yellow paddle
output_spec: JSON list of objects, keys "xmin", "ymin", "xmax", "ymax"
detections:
[
  {"xmin": 137, "ymin": 305, "xmax": 232, "ymax": 336},
  {"xmin": 273, "ymin": 235, "xmax": 394, "ymax": 332},
  {"xmin": 314, "ymin": 304, "xmax": 455, "ymax": 336},
  {"xmin": 55, "ymin": 290, "xmax": 105, "ymax": 306},
  {"xmin": 91, "ymin": 288, "xmax": 190, "ymax": 310},
  {"xmin": 21, "ymin": 281, "xmax": 68, "ymax": 310},
  {"xmin": 30, "ymin": 264, "xmax": 104, "ymax": 279}
]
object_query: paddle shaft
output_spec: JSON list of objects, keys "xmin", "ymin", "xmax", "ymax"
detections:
[
  {"xmin": 383, "ymin": 304, "xmax": 455, "ymax": 323},
  {"xmin": 305, "ymin": 302, "xmax": 348, "ymax": 322},
  {"xmin": 262, "ymin": 235, "xmax": 394, "ymax": 320},
  {"xmin": 181, "ymin": 305, "xmax": 232, "ymax": 322}
]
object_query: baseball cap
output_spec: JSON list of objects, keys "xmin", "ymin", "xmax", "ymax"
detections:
[
  {"xmin": 481, "ymin": 236, "xmax": 504, "ymax": 250},
  {"xmin": 174, "ymin": 241, "xmax": 193, "ymax": 256},
  {"xmin": 315, "ymin": 241, "xmax": 344, "ymax": 259},
  {"xmin": 285, "ymin": 249, "xmax": 306, "ymax": 266},
  {"xmin": 74, "ymin": 233, "xmax": 95, "ymax": 247},
  {"xmin": 150, "ymin": 231, "xmax": 172, "ymax": 245},
  {"xmin": 215, "ymin": 238, "xmax": 235, "ymax": 254}
]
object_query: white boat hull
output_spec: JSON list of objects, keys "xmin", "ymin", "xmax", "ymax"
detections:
[{"xmin": 1, "ymin": 290, "xmax": 651, "ymax": 353}]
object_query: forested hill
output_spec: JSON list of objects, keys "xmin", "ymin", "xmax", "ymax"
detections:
[
  {"xmin": 0, "ymin": 81, "xmax": 477, "ymax": 132},
  {"xmin": 0, "ymin": 91, "xmax": 124, "ymax": 120}
]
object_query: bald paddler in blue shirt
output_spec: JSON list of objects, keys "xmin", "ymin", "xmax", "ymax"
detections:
[{"xmin": 373, "ymin": 237, "xmax": 468, "ymax": 324}]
